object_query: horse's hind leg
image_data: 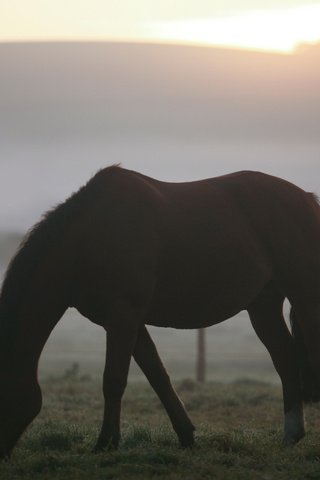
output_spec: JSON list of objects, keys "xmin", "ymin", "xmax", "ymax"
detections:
[
  {"xmin": 247, "ymin": 285, "xmax": 305, "ymax": 446},
  {"xmin": 291, "ymin": 302, "xmax": 320, "ymax": 402},
  {"xmin": 133, "ymin": 325, "xmax": 195, "ymax": 447}
]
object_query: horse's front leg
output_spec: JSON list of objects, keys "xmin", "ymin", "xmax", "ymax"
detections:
[{"xmin": 93, "ymin": 306, "xmax": 140, "ymax": 452}]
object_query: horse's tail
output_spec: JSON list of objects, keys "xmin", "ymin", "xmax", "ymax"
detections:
[{"xmin": 290, "ymin": 307, "xmax": 320, "ymax": 403}]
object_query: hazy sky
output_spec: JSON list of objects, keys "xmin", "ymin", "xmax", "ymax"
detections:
[{"xmin": 1, "ymin": 1, "xmax": 320, "ymax": 52}]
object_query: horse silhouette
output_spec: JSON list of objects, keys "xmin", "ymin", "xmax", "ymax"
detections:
[{"xmin": 0, "ymin": 166, "xmax": 320, "ymax": 457}]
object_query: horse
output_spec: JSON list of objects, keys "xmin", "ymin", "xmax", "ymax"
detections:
[{"xmin": 0, "ymin": 165, "xmax": 320, "ymax": 458}]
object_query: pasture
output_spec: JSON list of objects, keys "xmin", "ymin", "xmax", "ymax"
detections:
[{"xmin": 1, "ymin": 374, "xmax": 320, "ymax": 480}]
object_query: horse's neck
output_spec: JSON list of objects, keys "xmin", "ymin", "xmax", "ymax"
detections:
[
  {"xmin": 0, "ymin": 284, "xmax": 67, "ymax": 375},
  {"xmin": 0, "ymin": 209, "xmax": 73, "ymax": 375}
]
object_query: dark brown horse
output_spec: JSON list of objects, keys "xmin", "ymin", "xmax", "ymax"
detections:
[{"xmin": 1, "ymin": 166, "xmax": 320, "ymax": 457}]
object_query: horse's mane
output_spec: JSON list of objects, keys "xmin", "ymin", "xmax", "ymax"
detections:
[
  {"xmin": 0, "ymin": 165, "xmax": 121, "ymax": 316},
  {"xmin": 310, "ymin": 192, "xmax": 320, "ymax": 205}
]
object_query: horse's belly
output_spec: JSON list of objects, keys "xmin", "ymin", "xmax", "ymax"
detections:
[
  {"xmin": 145, "ymin": 298, "xmax": 241, "ymax": 329},
  {"xmin": 146, "ymin": 259, "xmax": 271, "ymax": 329}
]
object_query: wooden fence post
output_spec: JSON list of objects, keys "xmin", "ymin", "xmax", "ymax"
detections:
[{"xmin": 196, "ymin": 328, "xmax": 206, "ymax": 383}]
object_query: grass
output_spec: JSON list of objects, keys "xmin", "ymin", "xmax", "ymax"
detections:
[{"xmin": 2, "ymin": 375, "xmax": 320, "ymax": 480}]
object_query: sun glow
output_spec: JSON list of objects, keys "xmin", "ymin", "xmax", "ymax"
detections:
[
  {"xmin": 1, "ymin": 2, "xmax": 320, "ymax": 54},
  {"xmin": 147, "ymin": 5, "xmax": 320, "ymax": 53}
]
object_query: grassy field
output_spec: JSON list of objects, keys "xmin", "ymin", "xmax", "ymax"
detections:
[{"xmin": 2, "ymin": 372, "xmax": 320, "ymax": 480}]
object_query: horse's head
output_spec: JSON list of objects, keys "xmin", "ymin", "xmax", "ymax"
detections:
[{"xmin": 0, "ymin": 370, "xmax": 42, "ymax": 459}]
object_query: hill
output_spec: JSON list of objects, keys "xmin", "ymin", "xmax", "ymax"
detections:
[{"xmin": 0, "ymin": 41, "xmax": 319, "ymax": 145}]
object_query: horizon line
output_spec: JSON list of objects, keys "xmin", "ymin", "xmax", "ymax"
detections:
[{"xmin": 0, "ymin": 38, "xmax": 317, "ymax": 56}]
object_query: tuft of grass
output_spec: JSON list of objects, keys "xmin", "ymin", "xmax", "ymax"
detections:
[
  {"xmin": 122, "ymin": 425, "xmax": 153, "ymax": 448},
  {"xmin": 30, "ymin": 427, "xmax": 83, "ymax": 452}
]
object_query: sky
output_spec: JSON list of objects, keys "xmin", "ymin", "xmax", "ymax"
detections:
[{"xmin": 1, "ymin": 0, "xmax": 320, "ymax": 52}]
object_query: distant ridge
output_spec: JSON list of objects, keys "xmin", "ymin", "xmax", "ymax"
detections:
[
  {"xmin": 1, "ymin": 39, "xmax": 319, "ymax": 55},
  {"xmin": 0, "ymin": 41, "xmax": 319, "ymax": 144}
]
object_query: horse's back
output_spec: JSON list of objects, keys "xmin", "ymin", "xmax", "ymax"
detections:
[{"xmin": 71, "ymin": 167, "xmax": 320, "ymax": 325}]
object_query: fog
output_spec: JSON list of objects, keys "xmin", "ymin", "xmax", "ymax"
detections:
[{"xmin": 0, "ymin": 42, "xmax": 319, "ymax": 382}]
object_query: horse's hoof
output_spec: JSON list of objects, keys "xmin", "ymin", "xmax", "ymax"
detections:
[
  {"xmin": 92, "ymin": 444, "xmax": 103, "ymax": 454},
  {"xmin": 178, "ymin": 431, "xmax": 195, "ymax": 449},
  {"xmin": 282, "ymin": 431, "xmax": 305, "ymax": 447}
]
